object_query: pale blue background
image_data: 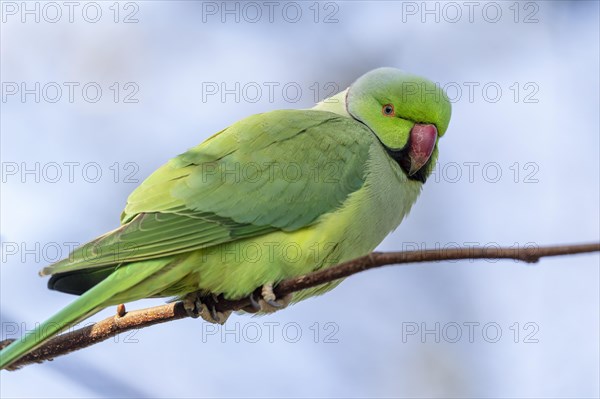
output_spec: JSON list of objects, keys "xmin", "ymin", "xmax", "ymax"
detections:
[{"xmin": 1, "ymin": 1, "xmax": 599, "ymax": 397}]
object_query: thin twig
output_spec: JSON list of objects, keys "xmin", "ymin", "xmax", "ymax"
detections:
[{"xmin": 2, "ymin": 242, "xmax": 598, "ymax": 370}]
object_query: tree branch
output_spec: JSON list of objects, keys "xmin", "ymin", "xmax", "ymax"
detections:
[{"xmin": 2, "ymin": 242, "xmax": 598, "ymax": 370}]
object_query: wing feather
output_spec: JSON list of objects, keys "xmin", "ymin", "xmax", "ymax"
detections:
[{"xmin": 42, "ymin": 110, "xmax": 372, "ymax": 276}]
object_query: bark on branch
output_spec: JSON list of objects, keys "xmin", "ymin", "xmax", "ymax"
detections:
[{"xmin": 2, "ymin": 242, "xmax": 598, "ymax": 370}]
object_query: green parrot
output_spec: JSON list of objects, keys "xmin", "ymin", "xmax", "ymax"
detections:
[{"xmin": 0, "ymin": 67, "xmax": 451, "ymax": 370}]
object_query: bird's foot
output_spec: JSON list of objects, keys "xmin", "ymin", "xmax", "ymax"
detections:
[
  {"xmin": 246, "ymin": 282, "xmax": 292, "ymax": 313},
  {"xmin": 183, "ymin": 292, "xmax": 231, "ymax": 325}
]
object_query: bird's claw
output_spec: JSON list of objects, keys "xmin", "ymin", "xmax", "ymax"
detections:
[
  {"xmin": 183, "ymin": 292, "xmax": 231, "ymax": 325},
  {"xmin": 249, "ymin": 291, "xmax": 260, "ymax": 311},
  {"xmin": 246, "ymin": 282, "xmax": 292, "ymax": 313},
  {"xmin": 262, "ymin": 283, "xmax": 285, "ymax": 309}
]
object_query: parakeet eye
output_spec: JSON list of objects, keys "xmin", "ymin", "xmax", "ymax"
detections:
[{"xmin": 382, "ymin": 104, "xmax": 395, "ymax": 116}]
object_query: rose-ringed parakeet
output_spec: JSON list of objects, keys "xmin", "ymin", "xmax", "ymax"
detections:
[{"xmin": 0, "ymin": 67, "xmax": 451, "ymax": 369}]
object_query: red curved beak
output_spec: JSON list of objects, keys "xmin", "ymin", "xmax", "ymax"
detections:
[{"xmin": 408, "ymin": 124, "xmax": 437, "ymax": 176}]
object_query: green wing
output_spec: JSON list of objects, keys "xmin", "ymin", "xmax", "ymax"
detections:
[{"xmin": 41, "ymin": 110, "xmax": 372, "ymax": 277}]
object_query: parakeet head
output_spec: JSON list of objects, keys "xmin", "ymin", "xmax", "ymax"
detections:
[{"xmin": 346, "ymin": 67, "xmax": 451, "ymax": 183}]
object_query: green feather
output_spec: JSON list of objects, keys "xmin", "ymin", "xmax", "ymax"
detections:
[
  {"xmin": 1, "ymin": 258, "xmax": 178, "ymax": 369},
  {"xmin": 1, "ymin": 68, "xmax": 452, "ymax": 370}
]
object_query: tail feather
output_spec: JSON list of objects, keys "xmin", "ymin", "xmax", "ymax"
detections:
[
  {"xmin": 0, "ymin": 258, "xmax": 174, "ymax": 370},
  {"xmin": 0, "ymin": 286, "xmax": 107, "ymax": 369}
]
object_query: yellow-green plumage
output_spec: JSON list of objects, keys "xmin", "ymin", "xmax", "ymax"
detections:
[{"xmin": 0, "ymin": 68, "xmax": 451, "ymax": 369}]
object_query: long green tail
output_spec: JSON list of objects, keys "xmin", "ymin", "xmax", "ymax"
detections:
[{"xmin": 0, "ymin": 259, "xmax": 173, "ymax": 370}]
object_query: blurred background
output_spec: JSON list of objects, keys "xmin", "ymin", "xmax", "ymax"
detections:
[{"xmin": 1, "ymin": 1, "xmax": 599, "ymax": 397}]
